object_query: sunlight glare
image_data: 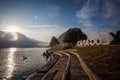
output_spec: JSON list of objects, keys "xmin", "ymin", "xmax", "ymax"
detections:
[
  {"xmin": 6, "ymin": 26, "xmax": 19, "ymax": 33},
  {"xmin": 11, "ymin": 33, "xmax": 19, "ymax": 41}
]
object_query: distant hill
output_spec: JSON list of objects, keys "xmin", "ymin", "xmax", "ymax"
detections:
[
  {"xmin": 0, "ymin": 31, "xmax": 48, "ymax": 48},
  {"xmin": 58, "ymin": 28, "xmax": 87, "ymax": 44},
  {"xmin": 58, "ymin": 32, "xmax": 66, "ymax": 44}
]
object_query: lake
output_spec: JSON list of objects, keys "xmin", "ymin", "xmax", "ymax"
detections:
[{"xmin": 0, "ymin": 48, "xmax": 48, "ymax": 80}]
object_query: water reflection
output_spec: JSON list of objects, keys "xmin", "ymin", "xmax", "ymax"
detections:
[{"xmin": 6, "ymin": 48, "xmax": 16, "ymax": 79}]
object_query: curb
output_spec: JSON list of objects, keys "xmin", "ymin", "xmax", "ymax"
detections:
[
  {"xmin": 70, "ymin": 51, "xmax": 101, "ymax": 80},
  {"xmin": 26, "ymin": 52, "xmax": 61, "ymax": 80},
  {"xmin": 58, "ymin": 51, "xmax": 70, "ymax": 80}
]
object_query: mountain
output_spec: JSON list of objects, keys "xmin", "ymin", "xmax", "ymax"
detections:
[
  {"xmin": 58, "ymin": 28, "xmax": 87, "ymax": 44},
  {"xmin": 0, "ymin": 31, "xmax": 47, "ymax": 48},
  {"xmin": 58, "ymin": 32, "xmax": 66, "ymax": 44},
  {"xmin": 28, "ymin": 38, "xmax": 48, "ymax": 47}
]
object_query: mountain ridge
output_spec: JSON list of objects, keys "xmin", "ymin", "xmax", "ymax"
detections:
[{"xmin": 0, "ymin": 31, "xmax": 48, "ymax": 48}]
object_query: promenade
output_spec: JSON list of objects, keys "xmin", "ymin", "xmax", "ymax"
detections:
[{"xmin": 25, "ymin": 50, "xmax": 99, "ymax": 80}]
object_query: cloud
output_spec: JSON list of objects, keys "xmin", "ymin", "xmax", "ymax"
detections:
[
  {"xmin": 24, "ymin": 24, "xmax": 61, "ymax": 28},
  {"xmin": 76, "ymin": 6, "xmax": 90, "ymax": 19},
  {"xmin": 0, "ymin": 15, "xmax": 7, "ymax": 18},
  {"xmin": 76, "ymin": 0, "xmax": 120, "ymax": 38},
  {"xmin": 76, "ymin": 0, "xmax": 102, "ymax": 20},
  {"xmin": 0, "ymin": 23, "xmax": 68, "ymax": 42},
  {"xmin": 76, "ymin": 0, "xmax": 95, "ymax": 33},
  {"xmin": 102, "ymin": 0, "xmax": 120, "ymax": 32},
  {"xmin": 104, "ymin": 0, "xmax": 120, "ymax": 19},
  {"xmin": 47, "ymin": 3, "xmax": 59, "ymax": 17},
  {"xmin": 0, "ymin": 15, "xmax": 8, "ymax": 24},
  {"xmin": 73, "ymin": 0, "xmax": 85, "ymax": 5},
  {"xmin": 34, "ymin": 16, "xmax": 38, "ymax": 20},
  {"xmin": 22, "ymin": 24, "xmax": 68, "ymax": 42}
]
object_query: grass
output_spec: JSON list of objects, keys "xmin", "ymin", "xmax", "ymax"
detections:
[{"xmin": 72, "ymin": 45, "xmax": 120, "ymax": 80}]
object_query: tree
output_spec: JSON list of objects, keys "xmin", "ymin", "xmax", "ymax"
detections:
[
  {"xmin": 110, "ymin": 30, "xmax": 120, "ymax": 44},
  {"xmin": 50, "ymin": 36, "xmax": 59, "ymax": 47},
  {"xmin": 63, "ymin": 28, "xmax": 87, "ymax": 45}
]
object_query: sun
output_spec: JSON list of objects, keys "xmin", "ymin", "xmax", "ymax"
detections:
[{"xmin": 6, "ymin": 26, "xmax": 19, "ymax": 33}]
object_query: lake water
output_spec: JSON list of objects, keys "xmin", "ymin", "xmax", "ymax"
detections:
[{"xmin": 0, "ymin": 48, "xmax": 48, "ymax": 80}]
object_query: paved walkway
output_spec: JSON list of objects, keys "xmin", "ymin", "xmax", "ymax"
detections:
[
  {"xmin": 25, "ymin": 50, "xmax": 91, "ymax": 80},
  {"xmin": 69, "ymin": 53, "xmax": 89, "ymax": 80}
]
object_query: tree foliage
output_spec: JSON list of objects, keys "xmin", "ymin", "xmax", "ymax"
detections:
[
  {"xmin": 63, "ymin": 28, "xmax": 87, "ymax": 44},
  {"xmin": 50, "ymin": 36, "xmax": 59, "ymax": 46},
  {"xmin": 110, "ymin": 30, "xmax": 120, "ymax": 44}
]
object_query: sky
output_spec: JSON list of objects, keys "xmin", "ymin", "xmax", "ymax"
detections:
[{"xmin": 0, "ymin": 0, "xmax": 120, "ymax": 42}]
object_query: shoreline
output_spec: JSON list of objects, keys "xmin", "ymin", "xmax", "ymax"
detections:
[
  {"xmin": 0, "ymin": 48, "xmax": 48, "ymax": 80},
  {"xmin": 24, "ymin": 49, "xmax": 60, "ymax": 80},
  {"xmin": 25, "ymin": 49, "xmax": 96, "ymax": 80}
]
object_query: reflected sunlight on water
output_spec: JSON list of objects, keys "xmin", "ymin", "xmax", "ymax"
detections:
[
  {"xmin": 0, "ymin": 48, "xmax": 48, "ymax": 80},
  {"xmin": 6, "ymin": 48, "xmax": 16, "ymax": 79}
]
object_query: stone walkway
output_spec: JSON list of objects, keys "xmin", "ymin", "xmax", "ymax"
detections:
[
  {"xmin": 69, "ymin": 53, "xmax": 89, "ymax": 80},
  {"xmin": 25, "ymin": 51, "xmax": 91, "ymax": 80}
]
